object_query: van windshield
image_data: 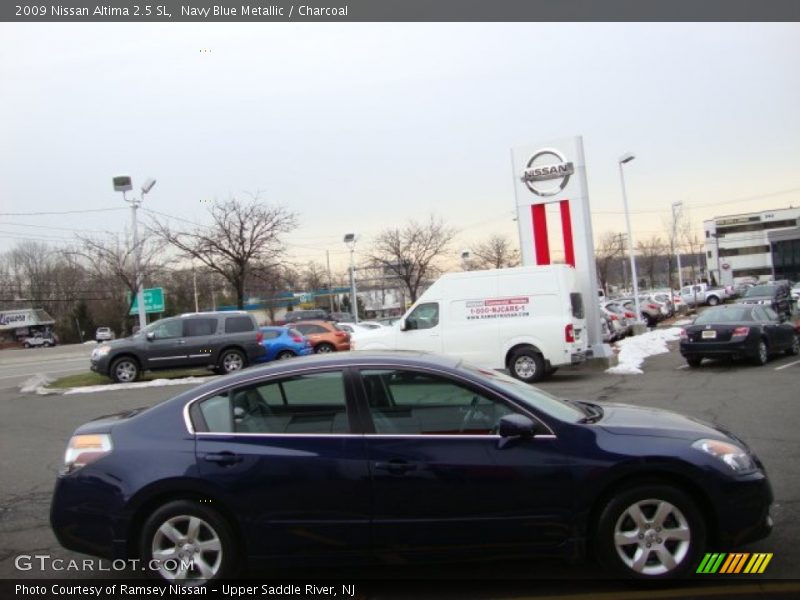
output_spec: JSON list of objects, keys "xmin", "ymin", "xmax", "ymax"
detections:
[{"xmin": 462, "ymin": 364, "xmax": 585, "ymax": 423}]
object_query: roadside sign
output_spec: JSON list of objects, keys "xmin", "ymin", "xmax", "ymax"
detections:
[{"xmin": 128, "ymin": 287, "xmax": 165, "ymax": 315}]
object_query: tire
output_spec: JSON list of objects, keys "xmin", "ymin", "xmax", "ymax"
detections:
[
  {"xmin": 595, "ymin": 484, "xmax": 706, "ymax": 579},
  {"xmin": 642, "ymin": 314, "xmax": 655, "ymax": 328},
  {"xmin": 752, "ymin": 339, "xmax": 769, "ymax": 366},
  {"xmin": 509, "ymin": 348, "xmax": 546, "ymax": 383},
  {"xmin": 786, "ymin": 335, "xmax": 800, "ymax": 357},
  {"xmin": 276, "ymin": 350, "xmax": 295, "ymax": 360},
  {"xmin": 707, "ymin": 296, "xmax": 720, "ymax": 307},
  {"xmin": 218, "ymin": 349, "xmax": 246, "ymax": 374},
  {"xmin": 140, "ymin": 499, "xmax": 237, "ymax": 582},
  {"xmin": 314, "ymin": 343, "xmax": 335, "ymax": 354},
  {"xmin": 110, "ymin": 356, "xmax": 140, "ymax": 383},
  {"xmin": 686, "ymin": 357, "xmax": 703, "ymax": 368}
]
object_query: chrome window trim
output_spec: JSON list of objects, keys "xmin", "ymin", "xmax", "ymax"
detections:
[{"xmin": 182, "ymin": 361, "xmax": 558, "ymax": 438}]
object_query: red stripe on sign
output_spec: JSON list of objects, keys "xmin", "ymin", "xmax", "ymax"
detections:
[
  {"xmin": 560, "ymin": 200, "xmax": 575, "ymax": 267},
  {"xmin": 531, "ymin": 204, "xmax": 550, "ymax": 265}
]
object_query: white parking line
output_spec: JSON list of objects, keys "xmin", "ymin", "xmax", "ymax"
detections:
[{"xmin": 775, "ymin": 359, "xmax": 800, "ymax": 371}]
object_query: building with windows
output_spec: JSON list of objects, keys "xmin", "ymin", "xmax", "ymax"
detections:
[{"xmin": 704, "ymin": 207, "xmax": 800, "ymax": 285}]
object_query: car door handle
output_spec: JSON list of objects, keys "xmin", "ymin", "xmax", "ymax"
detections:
[
  {"xmin": 375, "ymin": 460, "xmax": 417, "ymax": 475},
  {"xmin": 204, "ymin": 452, "xmax": 243, "ymax": 466}
]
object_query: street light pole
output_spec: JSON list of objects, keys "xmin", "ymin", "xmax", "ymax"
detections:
[
  {"xmin": 115, "ymin": 176, "xmax": 155, "ymax": 333},
  {"xmin": 618, "ymin": 153, "xmax": 642, "ymax": 324},
  {"xmin": 343, "ymin": 233, "xmax": 359, "ymax": 323},
  {"xmin": 672, "ymin": 201, "xmax": 684, "ymax": 290}
]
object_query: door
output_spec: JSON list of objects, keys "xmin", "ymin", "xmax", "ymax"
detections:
[
  {"xmin": 193, "ymin": 369, "xmax": 371, "ymax": 563},
  {"xmin": 396, "ymin": 302, "xmax": 443, "ymax": 354},
  {"xmin": 182, "ymin": 317, "xmax": 218, "ymax": 366},
  {"xmin": 758, "ymin": 306, "xmax": 793, "ymax": 350},
  {"xmin": 143, "ymin": 317, "xmax": 188, "ymax": 368},
  {"xmin": 356, "ymin": 367, "xmax": 574, "ymax": 561}
]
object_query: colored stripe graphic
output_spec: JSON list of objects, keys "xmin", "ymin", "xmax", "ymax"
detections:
[
  {"xmin": 559, "ymin": 200, "xmax": 575, "ymax": 267},
  {"xmin": 698, "ymin": 552, "xmax": 773, "ymax": 574}
]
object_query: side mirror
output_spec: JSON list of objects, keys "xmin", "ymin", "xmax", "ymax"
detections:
[
  {"xmin": 498, "ymin": 414, "xmax": 537, "ymax": 439},
  {"xmin": 401, "ymin": 318, "xmax": 416, "ymax": 331},
  {"xmin": 146, "ymin": 331, "xmax": 155, "ymax": 341}
]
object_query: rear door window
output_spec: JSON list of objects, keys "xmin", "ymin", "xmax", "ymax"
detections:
[
  {"xmin": 225, "ymin": 316, "xmax": 254, "ymax": 333},
  {"xmin": 184, "ymin": 318, "xmax": 217, "ymax": 337}
]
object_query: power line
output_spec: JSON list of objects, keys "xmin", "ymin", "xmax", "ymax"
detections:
[
  {"xmin": 0, "ymin": 208, "xmax": 127, "ymax": 217},
  {"xmin": 0, "ymin": 221, "xmax": 115, "ymax": 234}
]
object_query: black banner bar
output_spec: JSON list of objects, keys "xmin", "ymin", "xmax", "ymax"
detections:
[{"xmin": 3, "ymin": 0, "xmax": 800, "ymax": 23}]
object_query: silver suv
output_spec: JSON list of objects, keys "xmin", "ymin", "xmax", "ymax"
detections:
[{"xmin": 90, "ymin": 312, "xmax": 266, "ymax": 383}]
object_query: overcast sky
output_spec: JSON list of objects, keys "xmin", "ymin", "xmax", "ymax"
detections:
[{"xmin": 1, "ymin": 22, "xmax": 799, "ymax": 271}]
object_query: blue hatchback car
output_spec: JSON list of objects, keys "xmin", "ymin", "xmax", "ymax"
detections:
[
  {"xmin": 254, "ymin": 326, "xmax": 313, "ymax": 363},
  {"xmin": 50, "ymin": 353, "xmax": 772, "ymax": 582}
]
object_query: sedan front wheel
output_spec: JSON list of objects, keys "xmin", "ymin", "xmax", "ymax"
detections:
[{"xmin": 595, "ymin": 484, "xmax": 705, "ymax": 579}]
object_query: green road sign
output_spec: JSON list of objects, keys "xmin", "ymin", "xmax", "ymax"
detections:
[{"xmin": 128, "ymin": 287, "xmax": 165, "ymax": 315}]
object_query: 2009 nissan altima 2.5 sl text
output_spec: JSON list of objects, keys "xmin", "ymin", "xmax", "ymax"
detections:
[{"xmin": 50, "ymin": 352, "xmax": 772, "ymax": 582}]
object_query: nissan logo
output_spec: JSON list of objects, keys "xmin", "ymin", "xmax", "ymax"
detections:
[{"xmin": 520, "ymin": 148, "xmax": 574, "ymax": 197}]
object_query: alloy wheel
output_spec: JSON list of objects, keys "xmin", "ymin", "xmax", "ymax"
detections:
[
  {"xmin": 222, "ymin": 352, "xmax": 244, "ymax": 372},
  {"xmin": 613, "ymin": 498, "xmax": 691, "ymax": 576},
  {"xmin": 151, "ymin": 515, "xmax": 222, "ymax": 581},
  {"xmin": 114, "ymin": 361, "xmax": 138, "ymax": 383}
]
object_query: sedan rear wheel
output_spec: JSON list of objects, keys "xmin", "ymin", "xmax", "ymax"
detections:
[
  {"xmin": 686, "ymin": 357, "xmax": 703, "ymax": 368},
  {"xmin": 141, "ymin": 500, "xmax": 236, "ymax": 581},
  {"xmin": 314, "ymin": 343, "xmax": 335, "ymax": 354},
  {"xmin": 596, "ymin": 484, "xmax": 705, "ymax": 579},
  {"xmin": 276, "ymin": 350, "xmax": 295, "ymax": 360},
  {"xmin": 752, "ymin": 340, "xmax": 769, "ymax": 366},
  {"xmin": 786, "ymin": 335, "xmax": 800, "ymax": 356}
]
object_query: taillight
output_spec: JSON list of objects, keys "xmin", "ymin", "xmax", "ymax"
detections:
[
  {"xmin": 648, "ymin": 303, "xmax": 658, "ymax": 310},
  {"xmin": 256, "ymin": 331, "xmax": 264, "ymax": 343},
  {"xmin": 625, "ymin": 312, "xmax": 635, "ymax": 319},
  {"xmin": 732, "ymin": 326, "xmax": 750, "ymax": 339},
  {"xmin": 565, "ymin": 324, "xmax": 575, "ymax": 343},
  {"xmin": 609, "ymin": 314, "xmax": 618, "ymax": 321},
  {"xmin": 680, "ymin": 329, "xmax": 688, "ymax": 340},
  {"xmin": 64, "ymin": 433, "xmax": 113, "ymax": 473},
  {"xmin": 334, "ymin": 331, "xmax": 346, "ymax": 338},
  {"xmin": 292, "ymin": 335, "xmax": 303, "ymax": 343}
]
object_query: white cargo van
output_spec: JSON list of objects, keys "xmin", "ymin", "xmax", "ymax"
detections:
[{"xmin": 355, "ymin": 265, "xmax": 587, "ymax": 382}]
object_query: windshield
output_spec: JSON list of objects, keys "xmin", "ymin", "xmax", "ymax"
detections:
[
  {"xmin": 694, "ymin": 307, "xmax": 753, "ymax": 324},
  {"xmin": 462, "ymin": 364, "xmax": 585, "ymax": 423},
  {"xmin": 745, "ymin": 285, "xmax": 776, "ymax": 297}
]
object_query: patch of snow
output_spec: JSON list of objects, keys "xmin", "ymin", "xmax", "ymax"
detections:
[
  {"xmin": 61, "ymin": 376, "xmax": 217, "ymax": 395},
  {"xmin": 19, "ymin": 374, "xmax": 55, "ymax": 395},
  {"xmin": 672, "ymin": 319, "xmax": 693, "ymax": 326},
  {"xmin": 83, "ymin": 340, "xmax": 99, "ymax": 345},
  {"xmin": 606, "ymin": 327, "xmax": 683, "ymax": 375}
]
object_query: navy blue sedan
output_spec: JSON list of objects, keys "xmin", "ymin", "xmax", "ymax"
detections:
[
  {"xmin": 253, "ymin": 326, "xmax": 313, "ymax": 363},
  {"xmin": 51, "ymin": 353, "xmax": 772, "ymax": 582}
]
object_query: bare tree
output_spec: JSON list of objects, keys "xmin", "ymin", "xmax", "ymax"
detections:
[
  {"xmin": 636, "ymin": 235, "xmax": 667, "ymax": 289},
  {"xmin": 153, "ymin": 197, "xmax": 298, "ymax": 309},
  {"xmin": 368, "ymin": 216, "xmax": 457, "ymax": 303},
  {"xmin": 75, "ymin": 232, "xmax": 166, "ymax": 333},
  {"xmin": 594, "ymin": 232, "xmax": 626, "ymax": 291},
  {"xmin": 469, "ymin": 234, "xmax": 521, "ymax": 270}
]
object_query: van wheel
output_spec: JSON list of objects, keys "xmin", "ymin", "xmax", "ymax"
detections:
[{"xmin": 509, "ymin": 349, "xmax": 545, "ymax": 383}]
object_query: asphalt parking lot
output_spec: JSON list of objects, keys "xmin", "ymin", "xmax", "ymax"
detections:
[{"xmin": 0, "ymin": 335, "xmax": 798, "ymax": 597}]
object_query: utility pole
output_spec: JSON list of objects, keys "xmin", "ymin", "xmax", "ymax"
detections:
[
  {"xmin": 193, "ymin": 265, "xmax": 199, "ymax": 312},
  {"xmin": 326, "ymin": 250, "xmax": 334, "ymax": 313},
  {"xmin": 672, "ymin": 201, "xmax": 684, "ymax": 290}
]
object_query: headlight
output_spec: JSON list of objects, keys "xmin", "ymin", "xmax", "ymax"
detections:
[
  {"xmin": 63, "ymin": 433, "xmax": 113, "ymax": 473},
  {"xmin": 693, "ymin": 439, "xmax": 756, "ymax": 474},
  {"xmin": 92, "ymin": 345, "xmax": 111, "ymax": 358}
]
